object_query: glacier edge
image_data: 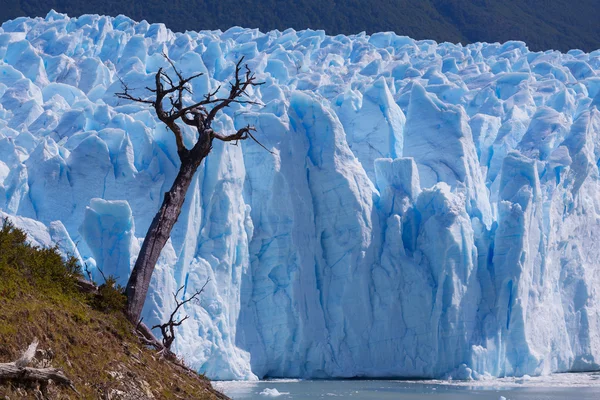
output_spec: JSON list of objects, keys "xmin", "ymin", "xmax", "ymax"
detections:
[{"xmin": 1, "ymin": 10, "xmax": 600, "ymax": 380}]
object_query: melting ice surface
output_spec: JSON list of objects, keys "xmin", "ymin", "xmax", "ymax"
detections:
[{"xmin": 2, "ymin": 10, "xmax": 600, "ymax": 381}]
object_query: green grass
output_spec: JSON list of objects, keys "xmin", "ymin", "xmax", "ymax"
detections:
[{"xmin": 0, "ymin": 221, "xmax": 224, "ymax": 400}]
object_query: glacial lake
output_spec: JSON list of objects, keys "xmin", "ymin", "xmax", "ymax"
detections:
[{"xmin": 214, "ymin": 373, "xmax": 600, "ymax": 399}]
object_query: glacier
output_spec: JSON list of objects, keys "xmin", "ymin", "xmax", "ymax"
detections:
[{"xmin": 2, "ymin": 10, "xmax": 600, "ymax": 381}]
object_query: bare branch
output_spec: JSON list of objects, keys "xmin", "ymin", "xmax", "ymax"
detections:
[
  {"xmin": 172, "ymin": 97, "xmax": 262, "ymax": 122},
  {"xmin": 212, "ymin": 125, "xmax": 253, "ymax": 142},
  {"xmin": 115, "ymin": 76, "xmax": 155, "ymax": 105},
  {"xmin": 73, "ymin": 240, "xmax": 103, "ymax": 290},
  {"xmin": 96, "ymin": 265, "xmax": 108, "ymax": 284},
  {"xmin": 151, "ymin": 278, "xmax": 210, "ymax": 352},
  {"xmin": 163, "ymin": 52, "xmax": 185, "ymax": 83},
  {"xmin": 204, "ymin": 57, "xmax": 265, "ymax": 125},
  {"xmin": 212, "ymin": 125, "xmax": 273, "ymax": 154},
  {"xmin": 247, "ymin": 129, "xmax": 274, "ymax": 154},
  {"xmin": 117, "ymin": 54, "xmax": 268, "ymax": 165}
]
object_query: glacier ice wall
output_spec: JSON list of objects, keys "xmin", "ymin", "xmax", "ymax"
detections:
[{"xmin": 2, "ymin": 10, "xmax": 600, "ymax": 380}]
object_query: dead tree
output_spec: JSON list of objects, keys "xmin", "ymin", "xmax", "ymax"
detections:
[
  {"xmin": 152, "ymin": 279, "xmax": 210, "ymax": 355},
  {"xmin": 117, "ymin": 55, "xmax": 265, "ymax": 324},
  {"xmin": 0, "ymin": 338, "xmax": 78, "ymax": 394}
]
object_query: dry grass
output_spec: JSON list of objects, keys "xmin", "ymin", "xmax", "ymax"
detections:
[{"xmin": 0, "ymin": 221, "xmax": 226, "ymax": 400}]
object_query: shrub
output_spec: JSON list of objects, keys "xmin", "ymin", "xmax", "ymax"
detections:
[
  {"xmin": 0, "ymin": 219, "xmax": 128, "ymax": 315},
  {"xmin": 0, "ymin": 220, "xmax": 82, "ymax": 299},
  {"xmin": 93, "ymin": 277, "xmax": 127, "ymax": 313}
]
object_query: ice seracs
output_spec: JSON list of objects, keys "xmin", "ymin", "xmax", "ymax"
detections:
[{"xmin": 1, "ymin": 10, "xmax": 600, "ymax": 380}]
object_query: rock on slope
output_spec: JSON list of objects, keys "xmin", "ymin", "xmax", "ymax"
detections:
[{"xmin": 1, "ymin": 10, "xmax": 600, "ymax": 380}]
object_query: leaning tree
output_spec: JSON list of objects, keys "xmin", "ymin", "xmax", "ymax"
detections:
[{"xmin": 117, "ymin": 56, "xmax": 264, "ymax": 324}]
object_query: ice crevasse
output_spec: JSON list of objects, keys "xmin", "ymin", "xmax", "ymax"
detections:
[{"xmin": 1, "ymin": 10, "xmax": 600, "ymax": 380}]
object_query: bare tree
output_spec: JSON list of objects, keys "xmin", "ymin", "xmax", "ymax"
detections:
[
  {"xmin": 152, "ymin": 279, "xmax": 210, "ymax": 356},
  {"xmin": 117, "ymin": 55, "xmax": 265, "ymax": 324}
]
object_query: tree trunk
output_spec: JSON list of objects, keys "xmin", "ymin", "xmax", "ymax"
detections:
[
  {"xmin": 0, "ymin": 339, "xmax": 75, "ymax": 392},
  {"xmin": 118, "ymin": 57, "xmax": 261, "ymax": 326},
  {"xmin": 0, "ymin": 364, "xmax": 73, "ymax": 386},
  {"xmin": 126, "ymin": 159, "xmax": 200, "ymax": 323}
]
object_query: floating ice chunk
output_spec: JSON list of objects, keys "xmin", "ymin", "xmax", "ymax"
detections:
[{"xmin": 260, "ymin": 388, "xmax": 288, "ymax": 397}]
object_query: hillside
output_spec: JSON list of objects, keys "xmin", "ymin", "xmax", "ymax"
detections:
[
  {"xmin": 3, "ymin": 0, "xmax": 600, "ymax": 52},
  {"xmin": 0, "ymin": 221, "xmax": 227, "ymax": 400}
]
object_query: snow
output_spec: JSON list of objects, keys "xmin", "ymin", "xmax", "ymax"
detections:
[{"xmin": 1, "ymin": 10, "xmax": 600, "ymax": 381}]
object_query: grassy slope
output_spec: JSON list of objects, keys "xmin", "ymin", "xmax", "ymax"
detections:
[
  {"xmin": 0, "ymin": 222, "xmax": 226, "ymax": 400},
  {"xmin": 2, "ymin": 0, "xmax": 600, "ymax": 52}
]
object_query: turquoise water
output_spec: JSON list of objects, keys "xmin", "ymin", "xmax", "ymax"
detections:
[{"xmin": 215, "ymin": 375, "xmax": 600, "ymax": 399}]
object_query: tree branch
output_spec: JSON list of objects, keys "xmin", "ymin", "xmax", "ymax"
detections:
[
  {"xmin": 115, "ymin": 76, "xmax": 155, "ymax": 105},
  {"xmin": 205, "ymin": 57, "xmax": 264, "ymax": 125},
  {"xmin": 151, "ymin": 279, "xmax": 211, "ymax": 352},
  {"xmin": 212, "ymin": 125, "xmax": 273, "ymax": 153},
  {"xmin": 117, "ymin": 55, "xmax": 268, "ymax": 162}
]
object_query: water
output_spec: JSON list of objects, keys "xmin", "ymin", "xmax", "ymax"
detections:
[{"xmin": 214, "ymin": 373, "xmax": 600, "ymax": 399}]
